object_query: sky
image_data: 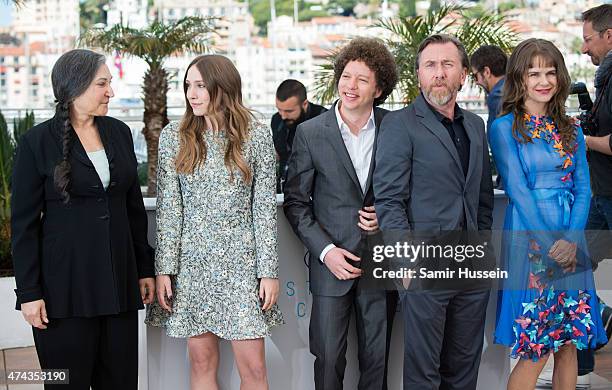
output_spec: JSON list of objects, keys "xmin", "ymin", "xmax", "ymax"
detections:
[{"xmin": 0, "ymin": 3, "xmax": 12, "ymax": 27}]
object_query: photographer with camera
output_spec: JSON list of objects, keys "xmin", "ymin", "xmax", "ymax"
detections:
[
  {"xmin": 582, "ymin": 5, "xmax": 612, "ymax": 157},
  {"xmin": 578, "ymin": 4, "xmax": 612, "ymax": 386}
]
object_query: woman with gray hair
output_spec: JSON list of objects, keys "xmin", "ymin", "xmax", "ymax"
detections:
[{"xmin": 11, "ymin": 48, "xmax": 155, "ymax": 389}]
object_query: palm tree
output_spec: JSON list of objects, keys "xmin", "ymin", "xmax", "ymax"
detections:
[
  {"xmin": 80, "ymin": 16, "xmax": 215, "ymax": 195},
  {"xmin": 314, "ymin": 5, "xmax": 518, "ymax": 104}
]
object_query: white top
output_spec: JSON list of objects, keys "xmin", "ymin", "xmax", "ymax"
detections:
[
  {"xmin": 87, "ymin": 149, "xmax": 110, "ymax": 189},
  {"xmin": 319, "ymin": 103, "xmax": 376, "ymax": 263}
]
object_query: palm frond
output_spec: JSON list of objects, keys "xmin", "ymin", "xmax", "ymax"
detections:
[
  {"xmin": 313, "ymin": 5, "xmax": 518, "ymax": 104},
  {"xmin": 79, "ymin": 16, "xmax": 216, "ymax": 66},
  {"xmin": 312, "ymin": 54, "xmax": 338, "ymax": 106},
  {"xmin": 79, "ymin": 16, "xmax": 217, "ymax": 195},
  {"xmin": 163, "ymin": 16, "xmax": 216, "ymax": 53},
  {"xmin": 79, "ymin": 23, "xmax": 136, "ymax": 55},
  {"xmin": 12, "ymin": 110, "xmax": 34, "ymax": 146},
  {"xmin": 4, "ymin": 0, "xmax": 25, "ymax": 9}
]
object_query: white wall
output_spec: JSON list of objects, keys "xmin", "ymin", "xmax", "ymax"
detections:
[{"xmin": 142, "ymin": 195, "xmax": 512, "ymax": 389}]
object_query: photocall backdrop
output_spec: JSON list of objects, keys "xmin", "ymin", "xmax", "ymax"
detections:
[{"xmin": 141, "ymin": 193, "xmax": 512, "ymax": 390}]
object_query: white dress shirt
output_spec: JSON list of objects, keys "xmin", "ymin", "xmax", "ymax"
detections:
[{"xmin": 319, "ymin": 103, "xmax": 376, "ymax": 262}]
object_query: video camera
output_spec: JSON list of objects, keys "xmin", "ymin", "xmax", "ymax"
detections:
[{"xmin": 570, "ymin": 82, "xmax": 597, "ymax": 135}]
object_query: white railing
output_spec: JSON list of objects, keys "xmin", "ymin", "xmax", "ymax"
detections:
[{"xmin": 2, "ymin": 101, "xmax": 583, "ymax": 163}]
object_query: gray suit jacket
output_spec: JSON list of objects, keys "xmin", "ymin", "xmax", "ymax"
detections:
[
  {"xmin": 374, "ymin": 94, "xmax": 493, "ymax": 236},
  {"xmin": 283, "ymin": 102, "xmax": 388, "ymax": 296}
]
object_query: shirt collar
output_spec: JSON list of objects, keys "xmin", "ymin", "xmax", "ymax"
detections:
[
  {"xmin": 490, "ymin": 78, "xmax": 505, "ymax": 94},
  {"xmin": 303, "ymin": 101, "xmax": 312, "ymax": 119},
  {"xmin": 335, "ymin": 101, "xmax": 376, "ymax": 134}
]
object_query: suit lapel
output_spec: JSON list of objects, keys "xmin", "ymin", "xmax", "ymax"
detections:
[
  {"xmin": 363, "ymin": 107, "xmax": 385, "ymax": 195},
  {"xmin": 96, "ymin": 117, "xmax": 116, "ymax": 165},
  {"xmin": 71, "ymin": 134, "xmax": 95, "ymax": 168},
  {"xmin": 415, "ymin": 94, "xmax": 464, "ymax": 180},
  {"xmin": 325, "ymin": 102, "xmax": 362, "ymax": 195},
  {"xmin": 70, "ymin": 116, "xmax": 117, "ymax": 168}
]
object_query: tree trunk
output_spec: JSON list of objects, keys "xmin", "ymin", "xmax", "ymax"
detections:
[{"xmin": 142, "ymin": 65, "xmax": 169, "ymax": 196}]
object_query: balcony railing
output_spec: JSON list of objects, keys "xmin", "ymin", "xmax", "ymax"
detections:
[{"xmin": 2, "ymin": 102, "xmax": 583, "ymax": 163}]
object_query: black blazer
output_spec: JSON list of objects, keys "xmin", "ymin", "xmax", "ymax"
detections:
[
  {"xmin": 11, "ymin": 115, "xmax": 154, "ymax": 318},
  {"xmin": 283, "ymin": 103, "xmax": 388, "ymax": 296}
]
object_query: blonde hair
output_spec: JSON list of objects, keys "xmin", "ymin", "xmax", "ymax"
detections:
[{"xmin": 175, "ymin": 55, "xmax": 254, "ymax": 183}]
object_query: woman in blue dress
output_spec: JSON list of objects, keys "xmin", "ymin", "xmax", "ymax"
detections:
[{"xmin": 489, "ymin": 38, "xmax": 608, "ymax": 389}]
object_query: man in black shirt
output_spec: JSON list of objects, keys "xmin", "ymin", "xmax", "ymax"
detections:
[
  {"xmin": 374, "ymin": 34, "xmax": 493, "ymax": 390},
  {"xmin": 271, "ymin": 79, "xmax": 326, "ymax": 192}
]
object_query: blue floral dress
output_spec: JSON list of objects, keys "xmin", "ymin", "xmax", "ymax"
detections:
[{"xmin": 489, "ymin": 113, "xmax": 608, "ymax": 361}]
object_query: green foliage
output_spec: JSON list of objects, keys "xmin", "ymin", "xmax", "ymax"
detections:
[
  {"xmin": 462, "ymin": 4, "xmax": 488, "ymax": 19},
  {"xmin": 398, "ymin": 0, "xmax": 417, "ymax": 18},
  {"xmin": 569, "ymin": 63, "xmax": 596, "ymax": 86},
  {"xmin": 298, "ymin": 9, "xmax": 330, "ymax": 21},
  {"xmin": 137, "ymin": 162, "xmax": 148, "ymax": 187},
  {"xmin": 314, "ymin": 5, "xmax": 518, "ymax": 104},
  {"xmin": 571, "ymin": 37, "xmax": 584, "ymax": 55},
  {"xmin": 80, "ymin": 16, "xmax": 215, "ymax": 68},
  {"xmin": 12, "ymin": 111, "xmax": 33, "ymax": 144},
  {"xmin": 498, "ymin": 2, "xmax": 520, "ymax": 13},
  {"xmin": 80, "ymin": 16, "xmax": 215, "ymax": 195},
  {"xmin": 0, "ymin": 110, "xmax": 34, "ymax": 276},
  {"xmin": 312, "ymin": 51, "xmax": 339, "ymax": 106},
  {"xmin": 0, "ymin": 112, "xmax": 9, "ymax": 276},
  {"xmin": 0, "ymin": 113, "xmax": 13, "ymax": 222},
  {"xmin": 250, "ymin": 0, "xmax": 297, "ymax": 34},
  {"xmin": 80, "ymin": 0, "xmax": 110, "ymax": 31},
  {"xmin": 329, "ymin": 0, "xmax": 359, "ymax": 15},
  {"xmin": 250, "ymin": 0, "xmax": 344, "ymax": 34}
]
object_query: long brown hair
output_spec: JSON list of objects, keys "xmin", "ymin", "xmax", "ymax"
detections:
[
  {"xmin": 501, "ymin": 38, "xmax": 575, "ymax": 153},
  {"xmin": 175, "ymin": 55, "xmax": 254, "ymax": 183}
]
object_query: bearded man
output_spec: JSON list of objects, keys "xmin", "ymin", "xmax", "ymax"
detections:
[
  {"xmin": 271, "ymin": 79, "xmax": 326, "ymax": 191},
  {"xmin": 373, "ymin": 34, "xmax": 494, "ymax": 390}
]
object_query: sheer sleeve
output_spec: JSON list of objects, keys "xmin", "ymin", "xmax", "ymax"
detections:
[
  {"xmin": 568, "ymin": 125, "xmax": 591, "ymax": 231},
  {"xmin": 488, "ymin": 115, "xmax": 559, "ymax": 252}
]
